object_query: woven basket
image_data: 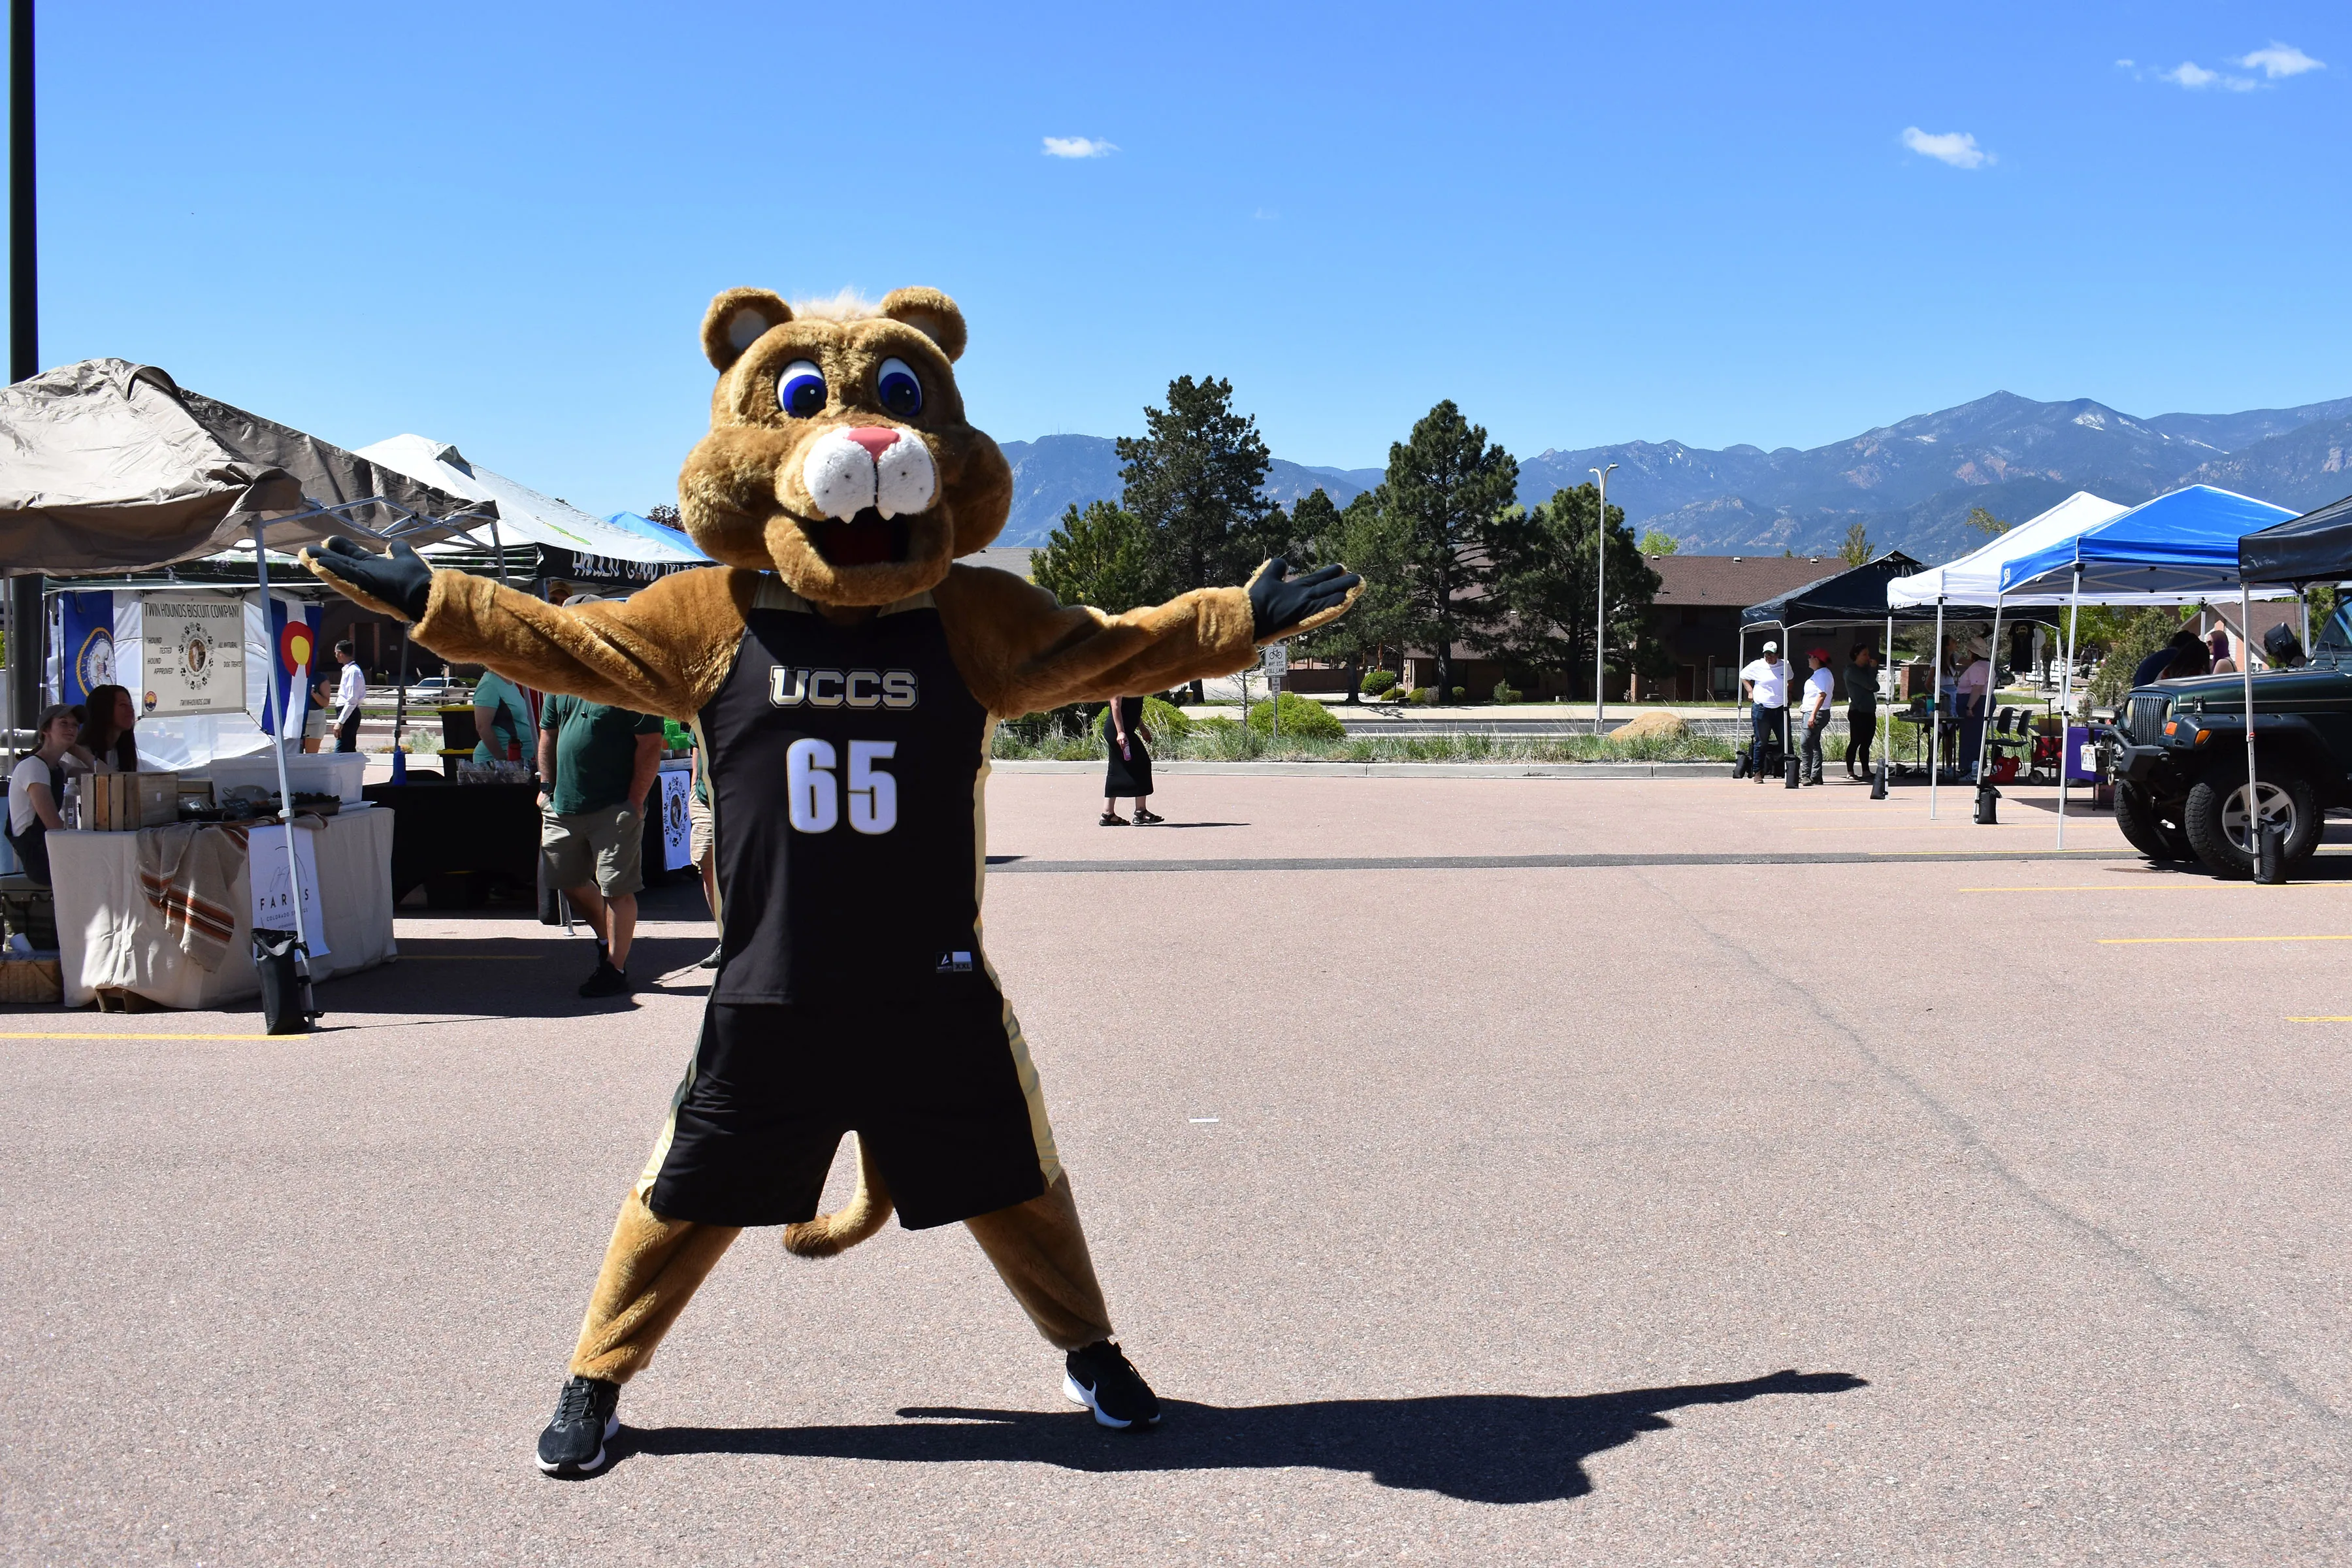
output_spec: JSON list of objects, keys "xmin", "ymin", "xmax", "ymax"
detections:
[{"xmin": 0, "ymin": 955, "xmax": 63, "ymax": 1006}]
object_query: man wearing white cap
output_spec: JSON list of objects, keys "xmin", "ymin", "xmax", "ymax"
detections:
[{"xmin": 1740, "ymin": 640, "xmax": 1788, "ymax": 782}]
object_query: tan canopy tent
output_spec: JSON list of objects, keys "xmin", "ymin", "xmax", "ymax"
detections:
[
  {"xmin": 0, "ymin": 359, "xmax": 495, "ymax": 574},
  {"xmin": 0, "ymin": 359, "xmax": 498, "ymax": 1011}
]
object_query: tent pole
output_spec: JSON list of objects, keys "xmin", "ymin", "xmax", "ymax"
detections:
[
  {"xmin": 2241, "ymin": 580, "xmax": 2261, "ymax": 872},
  {"xmin": 1929, "ymin": 596, "xmax": 1944, "ymax": 818},
  {"xmin": 252, "ymin": 523, "xmax": 310, "ymax": 962},
  {"xmin": 1881, "ymin": 606, "xmax": 1893, "ymax": 793},
  {"xmin": 2057, "ymin": 568, "xmax": 2080, "ymax": 851},
  {"xmin": 1979, "ymin": 589, "xmax": 2004, "ymax": 793},
  {"xmin": 2299, "ymin": 588, "xmax": 2310, "ymax": 657}
]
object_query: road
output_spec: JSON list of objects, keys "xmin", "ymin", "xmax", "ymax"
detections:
[{"xmin": 3, "ymin": 772, "xmax": 2347, "ymax": 1564}]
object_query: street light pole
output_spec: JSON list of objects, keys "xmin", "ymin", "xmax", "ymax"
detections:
[{"xmin": 1591, "ymin": 463, "xmax": 1618, "ymax": 735}]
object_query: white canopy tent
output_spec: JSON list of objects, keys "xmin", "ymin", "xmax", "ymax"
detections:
[
  {"xmin": 1887, "ymin": 492, "xmax": 2131, "ymax": 610},
  {"xmin": 355, "ymin": 435, "xmax": 706, "ymax": 569}
]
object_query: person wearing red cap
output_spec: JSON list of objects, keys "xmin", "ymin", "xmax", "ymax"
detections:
[{"xmin": 1799, "ymin": 648, "xmax": 1837, "ymax": 785}]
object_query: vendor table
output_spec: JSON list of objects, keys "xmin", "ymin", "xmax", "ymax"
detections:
[
  {"xmin": 362, "ymin": 779, "xmax": 542, "ymax": 905},
  {"xmin": 48, "ymin": 807, "xmax": 397, "ymax": 1009}
]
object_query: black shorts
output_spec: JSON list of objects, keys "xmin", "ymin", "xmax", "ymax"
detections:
[{"xmin": 640, "ymin": 994, "xmax": 1060, "ymax": 1230}]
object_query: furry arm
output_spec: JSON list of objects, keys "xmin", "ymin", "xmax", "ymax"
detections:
[
  {"xmin": 352, "ymin": 564, "xmax": 754, "ymax": 721},
  {"xmin": 933, "ymin": 564, "xmax": 1260, "ymax": 718}
]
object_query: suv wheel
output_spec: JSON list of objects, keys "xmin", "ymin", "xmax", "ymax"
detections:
[
  {"xmin": 2183, "ymin": 762, "xmax": 2321, "ymax": 879},
  {"xmin": 2114, "ymin": 782, "xmax": 2193, "ymax": 862}
]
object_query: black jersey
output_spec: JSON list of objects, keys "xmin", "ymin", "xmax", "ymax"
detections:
[{"xmin": 696, "ymin": 579, "xmax": 994, "ymax": 1006}]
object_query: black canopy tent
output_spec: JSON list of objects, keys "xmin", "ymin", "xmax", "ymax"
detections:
[
  {"xmin": 2238, "ymin": 489, "xmax": 2352, "ymax": 589},
  {"xmin": 0, "ymin": 358, "xmax": 495, "ymax": 1018},
  {"xmin": 1738, "ymin": 549, "xmax": 2064, "ymax": 792}
]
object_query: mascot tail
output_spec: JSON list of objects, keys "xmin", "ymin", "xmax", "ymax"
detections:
[{"xmin": 781, "ymin": 1134, "xmax": 894, "ymax": 1258}]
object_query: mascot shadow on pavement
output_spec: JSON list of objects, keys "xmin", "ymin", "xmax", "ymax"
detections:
[{"xmin": 304, "ymin": 285, "xmax": 1362, "ymax": 1477}]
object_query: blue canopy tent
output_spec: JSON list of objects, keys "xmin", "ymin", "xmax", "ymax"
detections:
[
  {"xmin": 1997, "ymin": 485, "xmax": 2299, "ymax": 849},
  {"xmin": 605, "ymin": 510, "xmax": 708, "ymax": 559}
]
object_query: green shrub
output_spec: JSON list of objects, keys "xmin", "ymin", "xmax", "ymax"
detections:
[
  {"xmin": 1407, "ymin": 687, "xmax": 1433, "ymax": 706},
  {"xmin": 1245, "ymin": 691, "xmax": 1346, "ymax": 740},
  {"xmin": 1450, "ymin": 686, "xmax": 1467, "ymax": 702},
  {"xmin": 1491, "ymin": 680, "xmax": 1522, "ymax": 704},
  {"xmin": 1002, "ymin": 703, "xmax": 1090, "ymax": 745},
  {"xmin": 1360, "ymin": 669, "xmax": 1398, "ymax": 696},
  {"xmin": 1142, "ymin": 696, "xmax": 1192, "ymax": 737}
]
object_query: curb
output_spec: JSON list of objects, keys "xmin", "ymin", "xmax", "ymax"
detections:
[{"xmin": 989, "ymin": 760, "xmax": 1736, "ymax": 779}]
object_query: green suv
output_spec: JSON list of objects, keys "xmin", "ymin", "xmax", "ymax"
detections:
[{"xmin": 2108, "ymin": 608, "xmax": 2349, "ymax": 877}]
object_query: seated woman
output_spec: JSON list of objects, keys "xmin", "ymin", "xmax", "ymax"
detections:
[
  {"xmin": 6, "ymin": 704, "xmax": 84, "ymax": 887},
  {"xmin": 69, "ymin": 683, "xmax": 140, "ymax": 777}
]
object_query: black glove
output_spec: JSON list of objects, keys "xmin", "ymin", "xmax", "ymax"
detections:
[
  {"xmin": 1247, "ymin": 559, "xmax": 1361, "ymax": 640},
  {"xmin": 306, "ymin": 536, "xmax": 434, "ymax": 622}
]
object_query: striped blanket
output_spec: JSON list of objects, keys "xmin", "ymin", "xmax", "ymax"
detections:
[{"xmin": 134, "ymin": 823, "xmax": 249, "ymax": 972}]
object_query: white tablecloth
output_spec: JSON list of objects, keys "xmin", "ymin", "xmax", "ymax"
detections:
[{"xmin": 48, "ymin": 808, "xmax": 397, "ymax": 1009}]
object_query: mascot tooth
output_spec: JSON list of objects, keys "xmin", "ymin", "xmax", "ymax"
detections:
[{"xmin": 301, "ymin": 285, "xmax": 1364, "ymax": 1477}]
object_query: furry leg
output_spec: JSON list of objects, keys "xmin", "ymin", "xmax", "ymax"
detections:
[
  {"xmin": 964, "ymin": 1173, "xmax": 1115, "ymax": 1351},
  {"xmin": 568, "ymin": 1188, "xmax": 742, "ymax": 1384}
]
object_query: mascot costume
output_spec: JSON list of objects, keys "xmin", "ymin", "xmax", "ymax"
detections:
[{"xmin": 303, "ymin": 286, "xmax": 1360, "ymax": 1476}]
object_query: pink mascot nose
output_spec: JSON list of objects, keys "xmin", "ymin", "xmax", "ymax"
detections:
[{"xmin": 845, "ymin": 427, "xmax": 900, "ymax": 462}]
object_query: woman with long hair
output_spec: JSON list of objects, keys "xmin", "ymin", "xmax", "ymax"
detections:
[{"xmin": 74, "ymin": 684, "xmax": 140, "ymax": 774}]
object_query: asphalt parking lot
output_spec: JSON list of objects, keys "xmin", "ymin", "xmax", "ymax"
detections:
[{"xmin": 5, "ymin": 772, "xmax": 2348, "ymax": 1565}]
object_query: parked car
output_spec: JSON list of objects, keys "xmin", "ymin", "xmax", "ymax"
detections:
[
  {"xmin": 399, "ymin": 675, "xmax": 472, "ymax": 704},
  {"xmin": 2109, "ymin": 607, "xmax": 2347, "ymax": 877}
]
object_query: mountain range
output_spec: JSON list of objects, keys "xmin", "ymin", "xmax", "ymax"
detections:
[{"xmin": 993, "ymin": 393, "xmax": 2352, "ymax": 560}]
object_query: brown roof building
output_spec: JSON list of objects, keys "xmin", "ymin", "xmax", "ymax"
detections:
[{"xmin": 1641, "ymin": 555, "xmax": 1848, "ymax": 701}]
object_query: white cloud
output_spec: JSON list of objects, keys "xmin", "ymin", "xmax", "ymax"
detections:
[
  {"xmin": 2239, "ymin": 42, "xmax": 2323, "ymax": 78},
  {"xmin": 1901, "ymin": 127, "xmax": 1991, "ymax": 169},
  {"xmin": 2160, "ymin": 60, "xmax": 2257, "ymax": 90},
  {"xmin": 1041, "ymin": 136, "xmax": 1117, "ymax": 159},
  {"xmin": 2115, "ymin": 57, "xmax": 2135, "ymax": 69}
]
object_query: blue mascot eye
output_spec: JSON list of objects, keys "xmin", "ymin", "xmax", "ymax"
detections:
[
  {"xmin": 777, "ymin": 360, "xmax": 826, "ymax": 419},
  {"xmin": 876, "ymin": 357, "xmax": 923, "ymax": 419}
]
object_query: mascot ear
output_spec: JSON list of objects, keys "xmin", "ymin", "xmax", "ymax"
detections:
[
  {"xmin": 879, "ymin": 287, "xmax": 968, "ymax": 363},
  {"xmin": 701, "ymin": 288, "xmax": 794, "ymax": 372}
]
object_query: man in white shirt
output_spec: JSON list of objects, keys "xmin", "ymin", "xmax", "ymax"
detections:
[
  {"xmin": 1799, "ymin": 648, "xmax": 1838, "ymax": 785},
  {"xmin": 1955, "ymin": 642, "xmax": 1991, "ymax": 782},
  {"xmin": 1739, "ymin": 640, "xmax": 1787, "ymax": 781},
  {"xmin": 331, "ymin": 640, "xmax": 367, "ymax": 753}
]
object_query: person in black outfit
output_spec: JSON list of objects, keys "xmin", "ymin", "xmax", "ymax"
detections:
[
  {"xmin": 1101, "ymin": 694, "xmax": 1162, "ymax": 825},
  {"xmin": 1843, "ymin": 644, "xmax": 1880, "ymax": 779},
  {"xmin": 2131, "ymin": 630, "xmax": 2206, "ymax": 688}
]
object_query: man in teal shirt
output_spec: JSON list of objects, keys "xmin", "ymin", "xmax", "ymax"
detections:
[
  {"xmin": 472, "ymin": 669, "xmax": 536, "ymax": 768},
  {"xmin": 538, "ymin": 693, "xmax": 665, "ymax": 997}
]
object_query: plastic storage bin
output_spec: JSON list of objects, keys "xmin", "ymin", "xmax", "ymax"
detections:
[{"xmin": 194, "ymin": 751, "xmax": 367, "ymax": 804}]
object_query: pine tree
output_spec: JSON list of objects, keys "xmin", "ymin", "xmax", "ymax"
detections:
[
  {"xmin": 1032, "ymin": 500, "xmax": 1154, "ymax": 613},
  {"xmin": 1295, "ymin": 489, "xmax": 1413, "ymax": 703},
  {"xmin": 1382, "ymin": 401, "xmax": 1522, "ymax": 700},
  {"xmin": 1499, "ymin": 482, "xmax": 1665, "ymax": 700}
]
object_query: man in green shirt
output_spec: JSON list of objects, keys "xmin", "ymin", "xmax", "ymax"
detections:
[{"xmin": 538, "ymin": 692, "xmax": 665, "ymax": 997}]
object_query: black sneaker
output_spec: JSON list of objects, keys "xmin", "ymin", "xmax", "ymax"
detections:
[
  {"xmin": 1064, "ymin": 1341, "xmax": 1162, "ymax": 1429},
  {"xmin": 579, "ymin": 960, "xmax": 630, "ymax": 998},
  {"xmin": 698, "ymin": 943, "xmax": 723, "ymax": 970},
  {"xmin": 536, "ymin": 1375, "xmax": 620, "ymax": 1475}
]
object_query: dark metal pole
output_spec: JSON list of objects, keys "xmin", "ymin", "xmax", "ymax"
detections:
[{"xmin": 7, "ymin": 0, "xmax": 41, "ymax": 742}]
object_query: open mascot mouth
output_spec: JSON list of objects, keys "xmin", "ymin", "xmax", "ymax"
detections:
[{"xmin": 808, "ymin": 508, "xmax": 915, "ymax": 567}]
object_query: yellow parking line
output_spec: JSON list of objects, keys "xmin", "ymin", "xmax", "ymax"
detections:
[
  {"xmin": 2287, "ymin": 1016, "xmax": 2352, "ymax": 1022},
  {"xmin": 0, "ymin": 1032, "xmax": 278, "ymax": 1041},
  {"xmin": 2099, "ymin": 934, "xmax": 2352, "ymax": 945},
  {"xmin": 1963, "ymin": 883, "xmax": 2325, "ymax": 892}
]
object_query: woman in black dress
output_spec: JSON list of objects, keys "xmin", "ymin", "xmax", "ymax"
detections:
[{"xmin": 1101, "ymin": 695, "xmax": 1162, "ymax": 826}]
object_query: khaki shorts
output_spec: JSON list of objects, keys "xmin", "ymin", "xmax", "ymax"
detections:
[
  {"xmin": 542, "ymin": 802, "xmax": 645, "ymax": 898},
  {"xmin": 688, "ymin": 794, "xmax": 713, "ymax": 865}
]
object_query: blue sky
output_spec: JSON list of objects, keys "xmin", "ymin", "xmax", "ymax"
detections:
[{"xmin": 14, "ymin": 2, "xmax": 2349, "ymax": 513}]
